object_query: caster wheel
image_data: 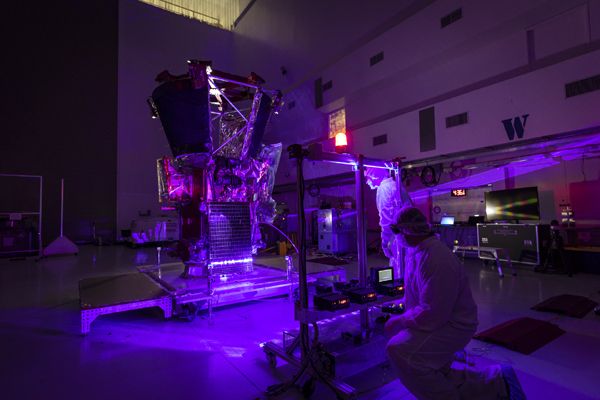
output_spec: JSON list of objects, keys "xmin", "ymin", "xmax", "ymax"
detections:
[
  {"xmin": 179, "ymin": 303, "xmax": 199, "ymax": 321},
  {"xmin": 184, "ymin": 314, "xmax": 195, "ymax": 322},
  {"xmin": 266, "ymin": 352, "xmax": 277, "ymax": 368},
  {"xmin": 301, "ymin": 377, "xmax": 316, "ymax": 398}
]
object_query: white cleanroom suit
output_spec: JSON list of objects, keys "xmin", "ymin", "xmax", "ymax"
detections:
[
  {"xmin": 376, "ymin": 176, "xmax": 411, "ymax": 279},
  {"xmin": 385, "ymin": 234, "xmax": 508, "ymax": 399}
]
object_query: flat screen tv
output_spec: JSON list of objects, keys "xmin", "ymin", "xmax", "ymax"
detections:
[{"xmin": 485, "ymin": 187, "xmax": 540, "ymax": 222}]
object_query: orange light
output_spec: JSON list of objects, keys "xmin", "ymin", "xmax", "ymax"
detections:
[
  {"xmin": 335, "ymin": 132, "xmax": 348, "ymax": 147},
  {"xmin": 334, "ymin": 132, "xmax": 348, "ymax": 153}
]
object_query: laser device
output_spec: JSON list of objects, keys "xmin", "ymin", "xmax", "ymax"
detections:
[
  {"xmin": 341, "ymin": 287, "xmax": 378, "ymax": 304},
  {"xmin": 370, "ymin": 267, "xmax": 404, "ymax": 297},
  {"xmin": 313, "ymin": 293, "xmax": 351, "ymax": 311}
]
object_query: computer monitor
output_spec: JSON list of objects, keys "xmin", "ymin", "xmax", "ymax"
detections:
[
  {"xmin": 378, "ymin": 268, "xmax": 393, "ymax": 283},
  {"xmin": 371, "ymin": 267, "xmax": 394, "ymax": 284},
  {"xmin": 440, "ymin": 216, "xmax": 455, "ymax": 225},
  {"xmin": 485, "ymin": 187, "xmax": 540, "ymax": 221}
]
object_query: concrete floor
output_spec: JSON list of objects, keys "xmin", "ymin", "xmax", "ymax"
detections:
[{"xmin": 1, "ymin": 245, "xmax": 600, "ymax": 400}]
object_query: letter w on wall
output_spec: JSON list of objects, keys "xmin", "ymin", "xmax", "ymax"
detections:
[{"xmin": 502, "ymin": 114, "xmax": 529, "ymax": 141}]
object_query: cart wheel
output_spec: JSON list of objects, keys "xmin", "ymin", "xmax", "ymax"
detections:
[
  {"xmin": 266, "ymin": 351, "xmax": 277, "ymax": 368},
  {"xmin": 184, "ymin": 314, "xmax": 195, "ymax": 322},
  {"xmin": 302, "ymin": 377, "xmax": 316, "ymax": 398},
  {"xmin": 180, "ymin": 303, "xmax": 199, "ymax": 322}
]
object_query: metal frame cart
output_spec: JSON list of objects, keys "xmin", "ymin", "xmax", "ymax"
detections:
[
  {"xmin": 262, "ymin": 144, "xmax": 405, "ymax": 399},
  {"xmin": 79, "ymin": 249, "xmax": 346, "ymax": 334}
]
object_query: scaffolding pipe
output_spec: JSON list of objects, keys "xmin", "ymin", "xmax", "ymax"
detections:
[{"xmin": 355, "ymin": 155, "xmax": 369, "ymax": 330}]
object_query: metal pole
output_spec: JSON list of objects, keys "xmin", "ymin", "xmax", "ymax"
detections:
[
  {"xmin": 295, "ymin": 152, "xmax": 308, "ymax": 308},
  {"xmin": 212, "ymin": 126, "xmax": 247, "ymax": 155},
  {"xmin": 209, "ymin": 75, "xmax": 261, "ymax": 90},
  {"xmin": 289, "ymin": 144, "xmax": 309, "ymax": 360},
  {"xmin": 60, "ymin": 178, "xmax": 64, "ymax": 237},
  {"xmin": 394, "ymin": 162, "xmax": 410, "ymax": 280},
  {"xmin": 297, "ymin": 154, "xmax": 309, "ymax": 359},
  {"xmin": 207, "ymin": 271, "xmax": 214, "ymax": 324},
  {"xmin": 38, "ymin": 176, "xmax": 43, "ymax": 257},
  {"xmin": 207, "ymin": 79, "xmax": 249, "ymax": 122},
  {"xmin": 355, "ymin": 155, "xmax": 369, "ymax": 330},
  {"xmin": 286, "ymin": 255, "xmax": 294, "ymax": 301}
]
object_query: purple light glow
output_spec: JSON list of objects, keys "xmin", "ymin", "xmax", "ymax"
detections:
[
  {"xmin": 410, "ymin": 156, "xmax": 560, "ymax": 201},
  {"xmin": 409, "ymin": 131, "xmax": 600, "ymax": 201},
  {"xmin": 209, "ymin": 257, "xmax": 253, "ymax": 267},
  {"xmin": 486, "ymin": 198, "xmax": 539, "ymax": 220}
]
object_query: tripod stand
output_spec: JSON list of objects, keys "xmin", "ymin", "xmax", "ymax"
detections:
[{"xmin": 536, "ymin": 226, "xmax": 572, "ymax": 277}]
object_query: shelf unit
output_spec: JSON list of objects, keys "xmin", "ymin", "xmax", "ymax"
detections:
[{"xmin": 0, "ymin": 174, "xmax": 43, "ymax": 258}]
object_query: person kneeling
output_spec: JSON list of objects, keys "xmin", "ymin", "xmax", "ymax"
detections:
[{"xmin": 384, "ymin": 207, "xmax": 524, "ymax": 400}]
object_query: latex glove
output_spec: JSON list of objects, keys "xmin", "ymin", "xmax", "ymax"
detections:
[{"xmin": 384, "ymin": 316, "xmax": 404, "ymax": 337}]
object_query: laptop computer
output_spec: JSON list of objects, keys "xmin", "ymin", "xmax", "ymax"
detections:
[
  {"xmin": 370, "ymin": 267, "xmax": 404, "ymax": 297},
  {"xmin": 440, "ymin": 216, "xmax": 455, "ymax": 225}
]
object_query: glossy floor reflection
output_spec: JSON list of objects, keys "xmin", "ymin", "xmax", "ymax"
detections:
[{"xmin": 1, "ymin": 245, "xmax": 599, "ymax": 399}]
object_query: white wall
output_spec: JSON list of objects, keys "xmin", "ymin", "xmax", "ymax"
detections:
[
  {"xmin": 292, "ymin": 0, "xmax": 599, "ymax": 157},
  {"xmin": 352, "ymin": 48, "xmax": 600, "ymax": 161},
  {"xmin": 233, "ymin": 0, "xmax": 433, "ymax": 146},
  {"xmin": 232, "ymin": 0, "xmax": 416, "ymax": 92},
  {"xmin": 117, "ymin": 0, "xmax": 236, "ymax": 233},
  {"xmin": 232, "ymin": 0, "xmax": 599, "ymax": 155},
  {"xmin": 242, "ymin": 0, "xmax": 600, "ymax": 225},
  {"xmin": 117, "ymin": 0, "xmax": 600, "ymax": 232}
]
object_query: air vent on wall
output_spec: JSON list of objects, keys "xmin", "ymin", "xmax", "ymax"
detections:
[
  {"xmin": 287, "ymin": 100, "xmax": 296, "ymax": 110},
  {"xmin": 373, "ymin": 134, "xmax": 388, "ymax": 146},
  {"xmin": 322, "ymin": 80, "xmax": 333, "ymax": 91},
  {"xmin": 565, "ymin": 74, "xmax": 600, "ymax": 98},
  {"xmin": 441, "ymin": 8, "xmax": 462, "ymax": 28},
  {"xmin": 370, "ymin": 51, "xmax": 384, "ymax": 66},
  {"xmin": 419, "ymin": 107, "xmax": 436, "ymax": 152},
  {"xmin": 315, "ymin": 78, "xmax": 323, "ymax": 108},
  {"xmin": 446, "ymin": 112, "xmax": 468, "ymax": 128}
]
